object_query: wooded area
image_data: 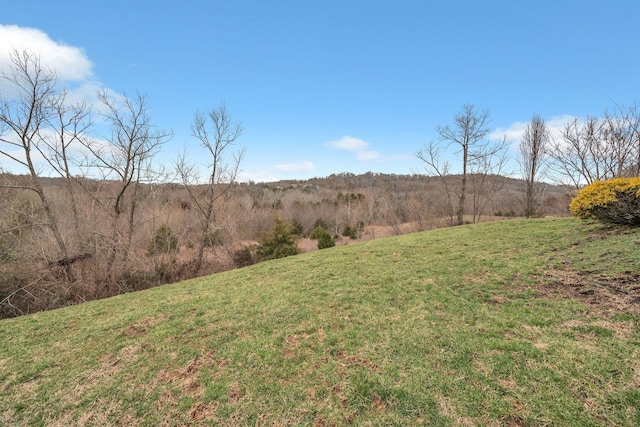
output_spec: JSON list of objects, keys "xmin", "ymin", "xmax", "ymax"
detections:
[{"xmin": 0, "ymin": 170, "xmax": 571, "ymax": 317}]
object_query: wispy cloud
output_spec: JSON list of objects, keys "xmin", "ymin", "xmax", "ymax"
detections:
[
  {"xmin": 238, "ymin": 162, "xmax": 315, "ymax": 182},
  {"xmin": 325, "ymin": 135, "xmax": 369, "ymax": 151},
  {"xmin": 489, "ymin": 115, "xmax": 577, "ymax": 147},
  {"xmin": 326, "ymin": 135, "xmax": 411, "ymax": 164},
  {"xmin": 326, "ymin": 135, "xmax": 380, "ymax": 163},
  {"xmin": 489, "ymin": 121, "xmax": 528, "ymax": 144},
  {"xmin": 273, "ymin": 161, "xmax": 314, "ymax": 173},
  {"xmin": 356, "ymin": 150, "xmax": 380, "ymax": 161}
]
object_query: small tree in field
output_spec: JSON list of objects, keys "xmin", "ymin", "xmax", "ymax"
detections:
[
  {"xmin": 256, "ymin": 218, "xmax": 300, "ymax": 260},
  {"xmin": 310, "ymin": 226, "xmax": 335, "ymax": 249},
  {"xmin": 83, "ymin": 90, "xmax": 172, "ymax": 279},
  {"xmin": 417, "ymin": 104, "xmax": 507, "ymax": 225}
]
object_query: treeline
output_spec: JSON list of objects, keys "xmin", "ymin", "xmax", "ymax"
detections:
[{"xmin": 417, "ymin": 104, "xmax": 640, "ymax": 224}]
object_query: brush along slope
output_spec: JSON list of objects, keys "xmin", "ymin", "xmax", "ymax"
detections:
[{"xmin": 1, "ymin": 218, "xmax": 639, "ymax": 426}]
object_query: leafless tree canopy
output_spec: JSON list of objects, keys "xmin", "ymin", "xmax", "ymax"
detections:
[
  {"xmin": 549, "ymin": 103, "xmax": 640, "ymax": 188},
  {"xmin": 81, "ymin": 91, "xmax": 174, "ymax": 276},
  {"xmin": 0, "ymin": 49, "xmax": 73, "ymax": 279},
  {"xmin": 177, "ymin": 104, "xmax": 245, "ymax": 274},
  {"xmin": 519, "ymin": 115, "xmax": 550, "ymax": 217},
  {"xmin": 417, "ymin": 104, "xmax": 509, "ymax": 225}
]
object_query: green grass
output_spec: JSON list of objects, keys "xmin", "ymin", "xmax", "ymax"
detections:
[{"xmin": 1, "ymin": 218, "xmax": 639, "ymax": 425}]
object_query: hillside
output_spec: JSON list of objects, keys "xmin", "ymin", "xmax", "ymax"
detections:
[
  {"xmin": 1, "ymin": 218, "xmax": 639, "ymax": 425},
  {"xmin": 1, "ymin": 171, "xmax": 575, "ymax": 317}
]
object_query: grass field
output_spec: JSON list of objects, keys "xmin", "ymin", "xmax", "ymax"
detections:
[{"xmin": 1, "ymin": 218, "xmax": 639, "ymax": 426}]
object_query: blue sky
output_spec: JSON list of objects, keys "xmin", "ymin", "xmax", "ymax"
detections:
[{"xmin": 2, "ymin": 1, "xmax": 640, "ymax": 181}]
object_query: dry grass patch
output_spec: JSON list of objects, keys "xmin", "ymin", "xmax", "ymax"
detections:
[{"xmin": 538, "ymin": 268, "xmax": 640, "ymax": 317}]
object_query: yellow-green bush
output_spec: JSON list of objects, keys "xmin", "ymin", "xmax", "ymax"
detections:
[{"xmin": 569, "ymin": 177, "xmax": 640, "ymax": 226}]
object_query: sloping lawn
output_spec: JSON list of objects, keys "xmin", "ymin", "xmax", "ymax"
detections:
[{"xmin": 1, "ymin": 218, "xmax": 639, "ymax": 425}]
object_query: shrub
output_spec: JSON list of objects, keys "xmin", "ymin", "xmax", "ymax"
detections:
[
  {"xmin": 148, "ymin": 225, "xmax": 179, "ymax": 255},
  {"xmin": 291, "ymin": 219, "xmax": 305, "ymax": 237},
  {"xmin": 256, "ymin": 218, "xmax": 300, "ymax": 260},
  {"xmin": 122, "ymin": 270, "xmax": 157, "ymax": 291},
  {"xmin": 310, "ymin": 224, "xmax": 326, "ymax": 240},
  {"xmin": 313, "ymin": 218, "xmax": 330, "ymax": 231},
  {"xmin": 569, "ymin": 177, "xmax": 640, "ymax": 226},
  {"xmin": 233, "ymin": 245, "xmax": 257, "ymax": 267},
  {"xmin": 203, "ymin": 229, "xmax": 224, "ymax": 247},
  {"xmin": 342, "ymin": 221, "xmax": 364, "ymax": 239},
  {"xmin": 310, "ymin": 226, "xmax": 335, "ymax": 249}
]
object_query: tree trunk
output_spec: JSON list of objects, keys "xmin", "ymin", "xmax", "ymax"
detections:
[{"xmin": 457, "ymin": 144, "xmax": 468, "ymax": 225}]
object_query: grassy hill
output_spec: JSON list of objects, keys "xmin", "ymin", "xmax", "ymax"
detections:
[{"xmin": 1, "ymin": 218, "xmax": 639, "ymax": 426}]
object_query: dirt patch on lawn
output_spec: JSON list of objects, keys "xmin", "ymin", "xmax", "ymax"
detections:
[{"xmin": 535, "ymin": 267, "xmax": 640, "ymax": 317}]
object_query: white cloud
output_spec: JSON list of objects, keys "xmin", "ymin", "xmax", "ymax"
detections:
[
  {"xmin": 0, "ymin": 24, "xmax": 103, "ymax": 105},
  {"xmin": 489, "ymin": 121, "xmax": 528, "ymax": 144},
  {"xmin": 490, "ymin": 115, "xmax": 577, "ymax": 147},
  {"xmin": 0, "ymin": 26, "xmax": 113, "ymax": 175},
  {"xmin": 546, "ymin": 115, "xmax": 578, "ymax": 141},
  {"xmin": 324, "ymin": 135, "xmax": 413, "ymax": 165},
  {"xmin": 0, "ymin": 25, "xmax": 93, "ymax": 82},
  {"xmin": 273, "ymin": 161, "xmax": 315, "ymax": 173},
  {"xmin": 325, "ymin": 135, "xmax": 369, "ymax": 151},
  {"xmin": 356, "ymin": 150, "xmax": 380, "ymax": 162},
  {"xmin": 326, "ymin": 135, "xmax": 377, "ymax": 162}
]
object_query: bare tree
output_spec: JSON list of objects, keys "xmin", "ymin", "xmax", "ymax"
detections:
[
  {"xmin": 0, "ymin": 49, "xmax": 74, "ymax": 279},
  {"xmin": 38, "ymin": 93, "xmax": 93, "ymax": 232},
  {"xmin": 84, "ymin": 90, "xmax": 172, "ymax": 278},
  {"xmin": 549, "ymin": 103, "xmax": 640, "ymax": 188},
  {"xmin": 177, "ymin": 104, "xmax": 244, "ymax": 274},
  {"xmin": 468, "ymin": 140, "xmax": 509, "ymax": 222},
  {"xmin": 548, "ymin": 117, "xmax": 600, "ymax": 188},
  {"xmin": 418, "ymin": 104, "xmax": 504, "ymax": 225},
  {"xmin": 416, "ymin": 143, "xmax": 456, "ymax": 224},
  {"xmin": 602, "ymin": 102, "xmax": 640, "ymax": 177},
  {"xmin": 519, "ymin": 114, "xmax": 550, "ymax": 217}
]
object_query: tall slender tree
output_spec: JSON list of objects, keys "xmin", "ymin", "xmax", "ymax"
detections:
[{"xmin": 519, "ymin": 114, "xmax": 550, "ymax": 217}]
